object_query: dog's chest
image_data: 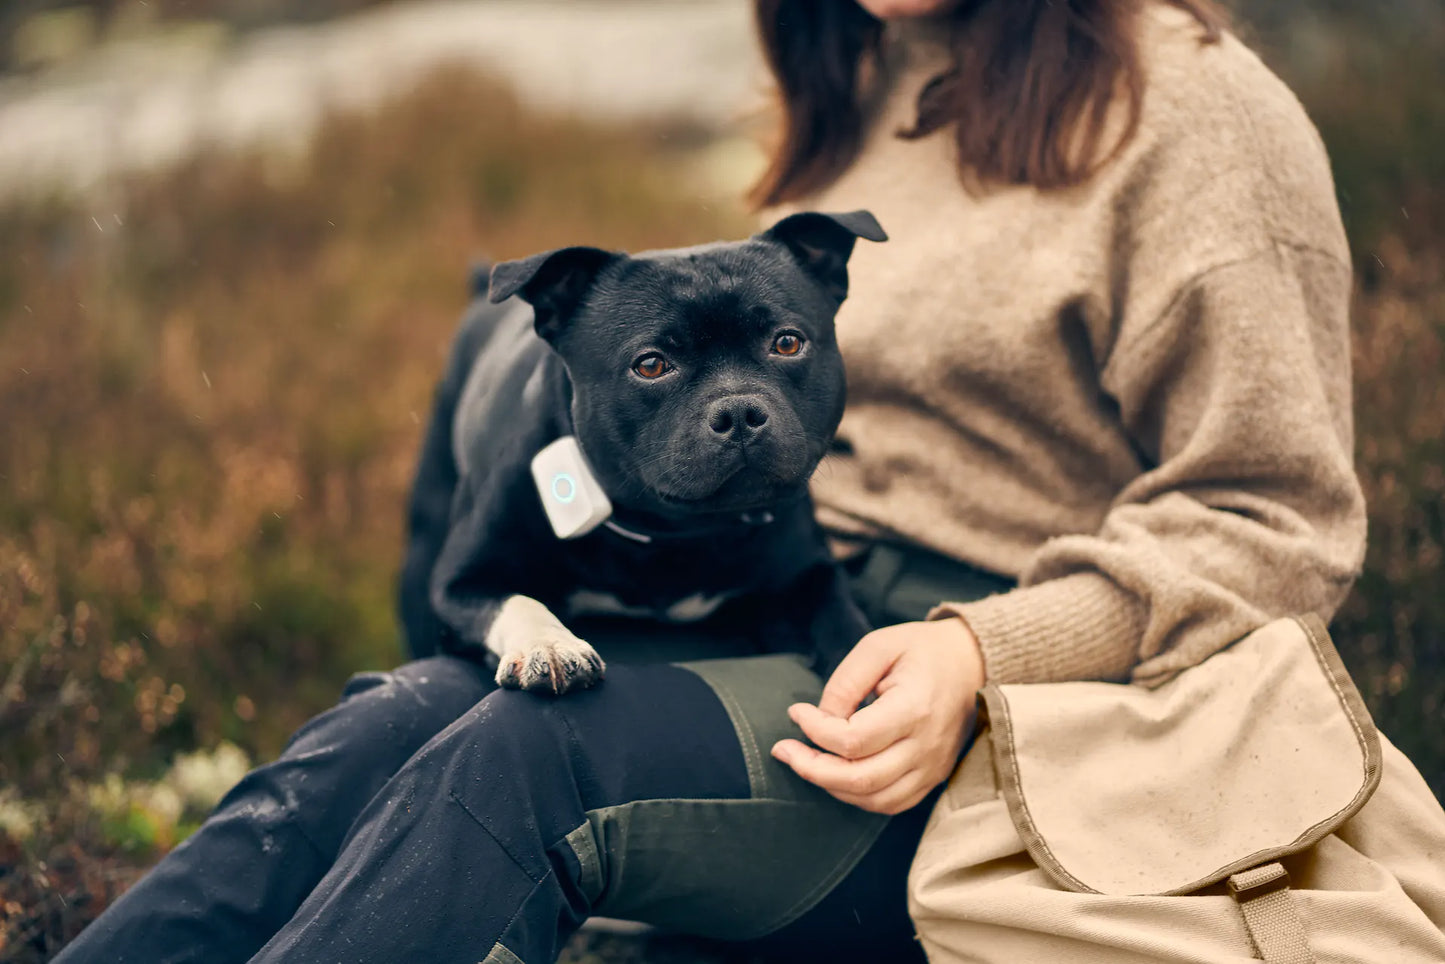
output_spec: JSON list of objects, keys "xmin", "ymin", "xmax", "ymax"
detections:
[{"xmin": 563, "ymin": 588, "xmax": 737, "ymax": 624}]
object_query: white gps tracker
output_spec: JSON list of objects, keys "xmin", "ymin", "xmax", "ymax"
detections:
[{"xmin": 530, "ymin": 436, "xmax": 613, "ymax": 540}]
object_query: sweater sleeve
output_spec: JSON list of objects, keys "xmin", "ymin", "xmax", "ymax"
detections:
[{"xmin": 930, "ymin": 242, "xmax": 1366, "ymax": 687}]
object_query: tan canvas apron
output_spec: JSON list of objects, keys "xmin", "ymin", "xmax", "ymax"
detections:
[{"xmin": 909, "ymin": 615, "xmax": 1445, "ymax": 963}]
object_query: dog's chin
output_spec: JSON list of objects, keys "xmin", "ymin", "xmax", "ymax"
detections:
[{"xmin": 645, "ymin": 464, "xmax": 813, "ymax": 518}]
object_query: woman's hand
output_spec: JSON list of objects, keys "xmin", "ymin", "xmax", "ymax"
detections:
[{"xmin": 771, "ymin": 617, "xmax": 986, "ymax": 814}]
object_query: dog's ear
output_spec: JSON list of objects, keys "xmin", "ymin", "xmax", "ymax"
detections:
[
  {"xmin": 488, "ymin": 246, "xmax": 620, "ymax": 341},
  {"xmin": 759, "ymin": 210, "xmax": 887, "ymax": 302}
]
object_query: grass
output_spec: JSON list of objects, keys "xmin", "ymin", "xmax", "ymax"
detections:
[{"xmin": 2, "ymin": 10, "xmax": 1444, "ymax": 961}]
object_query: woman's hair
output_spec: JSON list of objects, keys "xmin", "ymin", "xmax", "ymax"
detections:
[{"xmin": 749, "ymin": 0, "xmax": 1228, "ymax": 208}]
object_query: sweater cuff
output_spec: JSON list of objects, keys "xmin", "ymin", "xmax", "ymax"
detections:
[{"xmin": 927, "ymin": 573, "xmax": 1144, "ymax": 684}]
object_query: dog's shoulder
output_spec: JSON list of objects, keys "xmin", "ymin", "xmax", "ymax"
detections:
[{"xmin": 452, "ymin": 299, "xmax": 566, "ymax": 481}]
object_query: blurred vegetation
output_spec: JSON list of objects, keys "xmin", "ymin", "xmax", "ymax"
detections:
[
  {"xmin": 1, "ymin": 0, "xmax": 399, "ymax": 70},
  {"xmin": 1, "ymin": 2, "xmax": 1443, "ymax": 962}
]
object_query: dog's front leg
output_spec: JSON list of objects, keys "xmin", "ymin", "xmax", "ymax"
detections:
[
  {"xmin": 801, "ymin": 565, "xmax": 873, "ymax": 684},
  {"xmin": 753, "ymin": 562, "xmax": 872, "ymax": 683},
  {"xmin": 487, "ymin": 594, "xmax": 606, "ymax": 695}
]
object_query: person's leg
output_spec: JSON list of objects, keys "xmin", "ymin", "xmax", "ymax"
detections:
[
  {"xmin": 54, "ymin": 656, "xmax": 494, "ymax": 964},
  {"xmin": 246, "ymin": 663, "xmax": 747, "ymax": 963},
  {"xmin": 246, "ymin": 659, "xmax": 913, "ymax": 964},
  {"xmin": 744, "ymin": 788, "xmax": 938, "ymax": 964}
]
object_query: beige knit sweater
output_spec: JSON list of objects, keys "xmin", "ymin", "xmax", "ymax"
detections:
[{"xmin": 796, "ymin": 2, "xmax": 1366, "ymax": 687}]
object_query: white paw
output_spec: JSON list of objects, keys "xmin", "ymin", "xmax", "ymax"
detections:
[{"xmin": 495, "ymin": 637, "xmax": 606, "ymax": 695}]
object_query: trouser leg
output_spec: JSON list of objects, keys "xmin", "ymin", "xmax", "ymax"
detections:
[
  {"xmin": 53, "ymin": 657, "xmax": 494, "ymax": 964},
  {"xmin": 746, "ymin": 789, "xmax": 937, "ymax": 964},
  {"xmin": 248, "ymin": 659, "xmax": 929, "ymax": 964},
  {"xmin": 247, "ymin": 663, "xmax": 755, "ymax": 964}
]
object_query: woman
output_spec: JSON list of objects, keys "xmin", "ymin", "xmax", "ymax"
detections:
[{"xmin": 56, "ymin": 0, "xmax": 1445, "ymax": 962}]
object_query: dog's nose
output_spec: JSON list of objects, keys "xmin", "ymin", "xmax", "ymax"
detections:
[{"xmin": 707, "ymin": 396, "xmax": 770, "ymax": 438}]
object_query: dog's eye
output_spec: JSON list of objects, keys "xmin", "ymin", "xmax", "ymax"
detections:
[
  {"xmin": 632, "ymin": 353, "xmax": 672, "ymax": 379},
  {"xmin": 771, "ymin": 333, "xmax": 804, "ymax": 356}
]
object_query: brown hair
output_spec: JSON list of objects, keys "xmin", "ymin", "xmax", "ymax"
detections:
[{"xmin": 749, "ymin": 0, "xmax": 1228, "ymax": 208}]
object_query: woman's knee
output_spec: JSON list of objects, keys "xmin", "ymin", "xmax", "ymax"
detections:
[
  {"xmin": 339, "ymin": 656, "xmax": 492, "ymax": 708},
  {"xmin": 435, "ymin": 664, "xmax": 751, "ymax": 810},
  {"xmin": 208, "ymin": 657, "xmax": 493, "ymax": 851},
  {"xmin": 436, "ymin": 686, "xmax": 575, "ymax": 768},
  {"xmin": 307, "ymin": 656, "xmax": 494, "ymax": 751}
]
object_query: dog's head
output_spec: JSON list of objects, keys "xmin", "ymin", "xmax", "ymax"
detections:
[{"xmin": 488, "ymin": 210, "xmax": 886, "ymax": 518}]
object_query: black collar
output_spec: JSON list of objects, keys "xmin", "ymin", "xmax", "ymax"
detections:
[{"xmin": 600, "ymin": 508, "xmax": 777, "ymax": 546}]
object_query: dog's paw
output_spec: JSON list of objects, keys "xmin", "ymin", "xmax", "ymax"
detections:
[{"xmin": 495, "ymin": 637, "xmax": 605, "ymax": 695}]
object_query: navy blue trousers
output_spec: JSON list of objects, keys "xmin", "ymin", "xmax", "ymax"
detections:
[{"xmin": 54, "ymin": 656, "xmax": 930, "ymax": 964}]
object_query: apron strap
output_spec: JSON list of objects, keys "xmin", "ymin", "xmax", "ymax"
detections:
[{"xmin": 1227, "ymin": 862, "xmax": 1316, "ymax": 964}]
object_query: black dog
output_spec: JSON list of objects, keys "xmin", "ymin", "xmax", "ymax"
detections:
[{"xmin": 399, "ymin": 211, "xmax": 886, "ymax": 693}]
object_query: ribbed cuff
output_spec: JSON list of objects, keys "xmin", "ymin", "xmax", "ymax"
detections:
[{"xmin": 927, "ymin": 573, "xmax": 1144, "ymax": 685}]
